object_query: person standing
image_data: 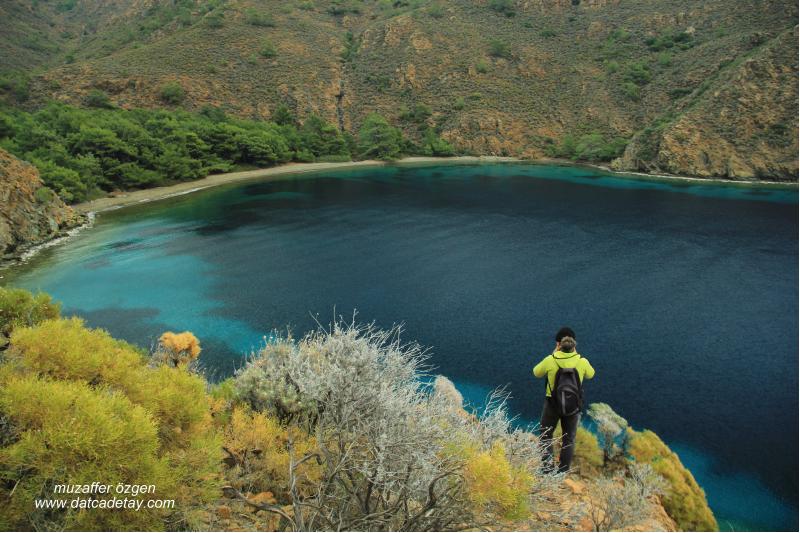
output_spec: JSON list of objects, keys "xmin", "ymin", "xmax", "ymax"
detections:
[{"xmin": 533, "ymin": 326, "xmax": 595, "ymax": 473}]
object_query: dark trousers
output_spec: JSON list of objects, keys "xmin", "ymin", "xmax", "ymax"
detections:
[{"xmin": 539, "ymin": 398, "xmax": 580, "ymax": 474}]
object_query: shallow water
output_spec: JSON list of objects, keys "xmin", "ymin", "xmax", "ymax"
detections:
[{"xmin": 3, "ymin": 163, "xmax": 798, "ymax": 530}]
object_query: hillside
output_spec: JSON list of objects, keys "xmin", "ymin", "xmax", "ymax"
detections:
[
  {"xmin": 0, "ymin": 148, "xmax": 84, "ymax": 262},
  {"xmin": 0, "ymin": 0, "xmax": 796, "ymax": 181}
]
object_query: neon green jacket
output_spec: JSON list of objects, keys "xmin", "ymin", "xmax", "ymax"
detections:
[{"xmin": 533, "ymin": 350, "xmax": 595, "ymax": 397}]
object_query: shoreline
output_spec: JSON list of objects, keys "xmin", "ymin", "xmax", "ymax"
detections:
[
  {"xmin": 73, "ymin": 155, "xmax": 797, "ymax": 215},
  {"xmin": 74, "ymin": 156, "xmax": 516, "ymax": 214},
  {"xmin": 4, "ymin": 155, "xmax": 794, "ymax": 271}
]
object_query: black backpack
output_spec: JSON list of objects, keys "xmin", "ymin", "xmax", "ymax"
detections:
[{"xmin": 549, "ymin": 358, "xmax": 584, "ymax": 416}]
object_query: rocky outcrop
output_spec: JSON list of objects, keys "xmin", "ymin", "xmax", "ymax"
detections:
[
  {"xmin": 428, "ymin": 377, "xmax": 684, "ymax": 532},
  {"xmin": 613, "ymin": 26, "xmax": 798, "ymax": 181},
  {"xmin": 0, "ymin": 148, "xmax": 85, "ymax": 261}
]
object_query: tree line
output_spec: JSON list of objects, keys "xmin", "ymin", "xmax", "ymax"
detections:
[{"xmin": 0, "ymin": 103, "xmax": 454, "ymax": 204}]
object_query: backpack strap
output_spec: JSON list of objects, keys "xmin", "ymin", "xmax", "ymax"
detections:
[
  {"xmin": 546, "ymin": 353, "xmax": 561, "ymax": 395},
  {"xmin": 545, "ymin": 352, "xmax": 583, "ymax": 395}
]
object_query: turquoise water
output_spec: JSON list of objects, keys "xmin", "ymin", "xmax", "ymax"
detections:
[{"xmin": 2, "ymin": 163, "xmax": 797, "ymax": 529}]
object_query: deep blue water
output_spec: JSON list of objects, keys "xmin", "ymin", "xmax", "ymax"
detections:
[{"xmin": 2, "ymin": 163, "xmax": 798, "ymax": 530}]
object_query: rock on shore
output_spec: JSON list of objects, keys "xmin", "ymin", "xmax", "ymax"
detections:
[{"xmin": 0, "ymin": 148, "xmax": 85, "ymax": 262}]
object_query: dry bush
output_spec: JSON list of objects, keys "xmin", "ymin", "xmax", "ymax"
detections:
[
  {"xmin": 585, "ymin": 467, "xmax": 666, "ymax": 532},
  {"xmin": 587, "ymin": 402, "xmax": 630, "ymax": 466},
  {"xmin": 152, "ymin": 331, "xmax": 202, "ymax": 369},
  {"xmin": 222, "ymin": 406, "xmax": 320, "ymax": 500},
  {"xmin": 233, "ymin": 320, "xmax": 560, "ymax": 530}
]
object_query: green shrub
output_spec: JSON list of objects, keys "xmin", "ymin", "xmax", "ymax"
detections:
[
  {"xmin": 299, "ymin": 115, "xmax": 349, "ymax": 158},
  {"xmin": 475, "ymin": 60, "xmax": 489, "ymax": 74},
  {"xmin": 244, "ymin": 8, "xmax": 275, "ymax": 27},
  {"xmin": 85, "ymin": 89, "xmax": 114, "ymax": 109},
  {"xmin": 657, "ymin": 51, "xmax": 673, "ymax": 66},
  {"xmin": 0, "ymin": 376, "xmax": 171, "ymax": 531},
  {"xmin": 7, "ymin": 317, "xmax": 212, "ymax": 446},
  {"xmin": 609, "ymin": 28, "xmax": 631, "ymax": 42},
  {"xmin": 421, "ymin": 128, "xmax": 454, "ymax": 156},
  {"xmin": 357, "ymin": 113, "xmax": 403, "ymax": 160},
  {"xmin": 623, "ymin": 61, "xmax": 652, "ymax": 85},
  {"xmin": 259, "ymin": 40, "xmax": 277, "ymax": 58},
  {"xmin": 0, "ymin": 114, "xmax": 13, "ymax": 138},
  {"xmin": 341, "ymin": 30, "xmax": 358, "ymax": 61},
  {"xmin": 33, "ymin": 186, "xmax": 55, "ymax": 204},
  {"xmin": 200, "ymin": 105, "xmax": 226, "ymax": 122},
  {"xmin": 489, "ymin": 0, "xmax": 515, "ymax": 17},
  {"xmin": 327, "ymin": 0, "xmax": 361, "ymax": 16},
  {"xmin": 547, "ymin": 132, "xmax": 628, "ymax": 162},
  {"xmin": 453, "ymin": 96, "xmax": 466, "ymax": 110},
  {"xmin": 365, "ymin": 72, "xmax": 391, "ymax": 92},
  {"xmin": 628, "ymin": 428, "xmax": 718, "ymax": 531},
  {"xmin": 29, "ymin": 159, "xmax": 88, "ymax": 203},
  {"xmin": 0, "ymin": 287, "xmax": 60, "ymax": 344},
  {"xmin": 0, "ymin": 72, "xmax": 31, "ymax": 102},
  {"xmin": 428, "ymin": 3, "xmax": 444, "ymax": 18},
  {"xmin": 317, "ymin": 153, "xmax": 352, "ymax": 163},
  {"xmin": 634, "ymin": 114, "xmax": 674, "ymax": 161},
  {"xmin": 271, "ymin": 104, "xmax": 296, "ymax": 126},
  {"xmin": 575, "ymin": 427, "xmax": 604, "ymax": 470},
  {"xmin": 6, "ymin": 317, "xmax": 144, "ymax": 385},
  {"xmin": 158, "ymin": 82, "xmax": 186, "ymax": 105},
  {"xmin": 113, "ymin": 162, "xmax": 162, "ymax": 188},
  {"xmin": 622, "ymin": 81, "xmax": 641, "ymax": 101},
  {"xmin": 399, "ymin": 103, "xmax": 432, "ymax": 125},
  {"xmin": 646, "ymin": 30, "xmax": 693, "ymax": 52},
  {"xmin": 204, "ymin": 10, "xmax": 224, "ymax": 28},
  {"xmin": 56, "ymin": 0, "xmax": 77, "ymax": 12},
  {"xmin": 488, "ymin": 39, "xmax": 512, "ymax": 59},
  {"xmin": 460, "ymin": 442, "xmax": 532, "ymax": 519},
  {"xmin": 0, "ymin": 286, "xmax": 230, "ymax": 531},
  {"xmin": 0, "ymin": 313, "xmax": 221, "ymax": 529}
]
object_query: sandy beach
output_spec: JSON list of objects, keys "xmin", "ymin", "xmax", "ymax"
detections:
[
  {"xmin": 73, "ymin": 155, "xmax": 797, "ymax": 215},
  {"xmin": 73, "ymin": 156, "xmax": 519, "ymax": 214}
]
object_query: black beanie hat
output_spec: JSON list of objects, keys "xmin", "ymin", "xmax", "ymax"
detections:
[{"xmin": 555, "ymin": 327, "xmax": 576, "ymax": 342}]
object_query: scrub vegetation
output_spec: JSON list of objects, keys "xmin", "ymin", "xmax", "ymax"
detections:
[
  {"xmin": 0, "ymin": 103, "xmax": 454, "ymax": 204},
  {"xmin": 0, "ymin": 287, "xmax": 716, "ymax": 531},
  {"xmin": 628, "ymin": 428, "xmax": 719, "ymax": 531},
  {"xmin": 587, "ymin": 403, "xmax": 719, "ymax": 532},
  {"xmin": 1, "ymin": 0, "xmax": 794, "ymax": 180}
]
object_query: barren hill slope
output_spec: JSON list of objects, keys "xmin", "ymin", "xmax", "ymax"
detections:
[{"xmin": 1, "ymin": 0, "xmax": 797, "ymax": 180}]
